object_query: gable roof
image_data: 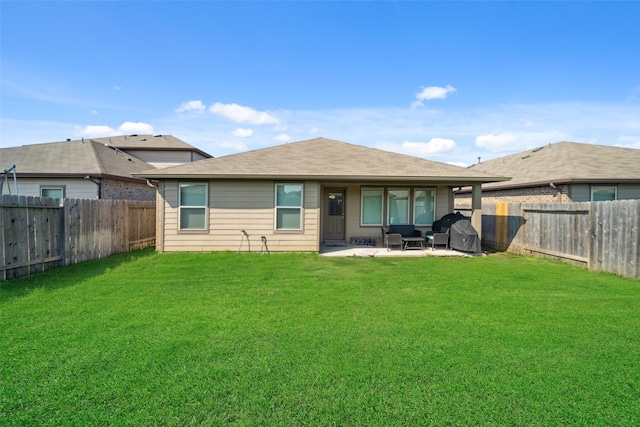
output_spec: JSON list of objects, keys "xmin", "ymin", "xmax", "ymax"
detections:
[
  {"xmin": 1, "ymin": 139, "xmax": 155, "ymax": 182},
  {"xmin": 88, "ymin": 134, "xmax": 212, "ymax": 157},
  {"xmin": 136, "ymin": 137, "xmax": 509, "ymax": 184},
  {"xmin": 467, "ymin": 141, "xmax": 640, "ymax": 190}
]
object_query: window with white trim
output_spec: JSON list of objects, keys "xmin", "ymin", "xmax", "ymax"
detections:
[
  {"xmin": 361, "ymin": 188, "xmax": 383, "ymax": 226},
  {"xmin": 40, "ymin": 186, "xmax": 64, "ymax": 206},
  {"xmin": 414, "ymin": 188, "xmax": 436, "ymax": 225},
  {"xmin": 275, "ymin": 183, "xmax": 303, "ymax": 230},
  {"xmin": 179, "ymin": 183, "xmax": 208, "ymax": 230},
  {"xmin": 387, "ymin": 188, "xmax": 410, "ymax": 225},
  {"xmin": 591, "ymin": 186, "xmax": 617, "ymax": 201}
]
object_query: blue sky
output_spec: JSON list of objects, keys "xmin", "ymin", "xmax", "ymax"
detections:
[{"xmin": 1, "ymin": 1, "xmax": 639, "ymax": 166}]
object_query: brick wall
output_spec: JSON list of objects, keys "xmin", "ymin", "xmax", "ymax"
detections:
[
  {"xmin": 455, "ymin": 184, "xmax": 571, "ymax": 206},
  {"xmin": 101, "ymin": 178, "xmax": 156, "ymax": 201}
]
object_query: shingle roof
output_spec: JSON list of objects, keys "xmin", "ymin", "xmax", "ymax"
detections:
[
  {"xmin": 136, "ymin": 137, "xmax": 509, "ymax": 184},
  {"xmin": 1, "ymin": 139, "xmax": 154, "ymax": 181},
  {"xmin": 88, "ymin": 134, "xmax": 212, "ymax": 157},
  {"xmin": 468, "ymin": 141, "xmax": 640, "ymax": 190}
]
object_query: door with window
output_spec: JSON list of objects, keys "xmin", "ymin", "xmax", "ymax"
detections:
[{"xmin": 323, "ymin": 188, "xmax": 345, "ymax": 242}]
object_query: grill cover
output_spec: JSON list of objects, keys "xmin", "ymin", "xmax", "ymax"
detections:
[{"xmin": 434, "ymin": 212, "xmax": 479, "ymax": 253}]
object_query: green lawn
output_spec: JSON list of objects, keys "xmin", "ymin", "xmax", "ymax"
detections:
[{"xmin": 2, "ymin": 249, "xmax": 639, "ymax": 426}]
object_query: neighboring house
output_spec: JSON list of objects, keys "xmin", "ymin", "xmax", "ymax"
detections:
[
  {"xmin": 0, "ymin": 134, "xmax": 212, "ymax": 203},
  {"xmin": 455, "ymin": 141, "xmax": 640, "ymax": 205},
  {"xmin": 136, "ymin": 137, "xmax": 509, "ymax": 253},
  {"xmin": 0, "ymin": 139, "xmax": 157, "ymax": 202},
  {"xmin": 89, "ymin": 134, "xmax": 212, "ymax": 168}
]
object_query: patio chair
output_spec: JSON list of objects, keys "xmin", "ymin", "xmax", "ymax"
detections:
[
  {"xmin": 427, "ymin": 227, "xmax": 449, "ymax": 251},
  {"xmin": 384, "ymin": 233, "xmax": 403, "ymax": 251}
]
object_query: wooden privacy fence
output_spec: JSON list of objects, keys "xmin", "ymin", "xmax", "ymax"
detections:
[
  {"xmin": 0, "ymin": 195, "xmax": 156, "ymax": 281},
  {"xmin": 474, "ymin": 200, "xmax": 639, "ymax": 279}
]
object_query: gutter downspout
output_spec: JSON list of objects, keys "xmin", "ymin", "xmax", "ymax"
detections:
[{"xmin": 84, "ymin": 176, "xmax": 102, "ymax": 198}]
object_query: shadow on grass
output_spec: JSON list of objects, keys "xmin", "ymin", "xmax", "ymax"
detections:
[{"xmin": 0, "ymin": 247, "xmax": 157, "ymax": 301}]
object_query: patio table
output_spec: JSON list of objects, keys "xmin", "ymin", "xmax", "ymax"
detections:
[{"xmin": 402, "ymin": 236, "xmax": 425, "ymax": 250}]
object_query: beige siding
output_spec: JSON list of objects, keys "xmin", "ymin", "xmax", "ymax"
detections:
[
  {"xmin": 160, "ymin": 180, "xmax": 320, "ymax": 252},
  {"xmin": 435, "ymin": 186, "xmax": 452, "ymax": 219},
  {"xmin": 8, "ymin": 178, "xmax": 98, "ymax": 199},
  {"xmin": 158, "ymin": 180, "xmax": 458, "ymax": 252}
]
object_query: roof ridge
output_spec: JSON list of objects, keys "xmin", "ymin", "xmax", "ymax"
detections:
[{"xmin": 88, "ymin": 139, "xmax": 110, "ymax": 174}]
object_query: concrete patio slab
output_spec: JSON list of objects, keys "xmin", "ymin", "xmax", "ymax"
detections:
[{"xmin": 320, "ymin": 244, "xmax": 471, "ymax": 258}]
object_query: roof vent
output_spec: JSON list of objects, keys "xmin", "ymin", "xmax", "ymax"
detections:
[
  {"xmin": 154, "ymin": 134, "xmax": 163, "ymax": 137},
  {"xmin": 66, "ymin": 138, "xmax": 71, "ymax": 142},
  {"xmin": 531, "ymin": 146, "xmax": 544, "ymax": 153}
]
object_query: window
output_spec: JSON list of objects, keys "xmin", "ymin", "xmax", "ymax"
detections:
[
  {"xmin": 179, "ymin": 183, "xmax": 207, "ymax": 230},
  {"xmin": 41, "ymin": 186, "xmax": 64, "ymax": 205},
  {"xmin": 275, "ymin": 183, "xmax": 303, "ymax": 230},
  {"xmin": 361, "ymin": 188, "xmax": 383, "ymax": 225},
  {"xmin": 361, "ymin": 187, "xmax": 438, "ymax": 226},
  {"xmin": 414, "ymin": 189, "xmax": 436, "ymax": 225},
  {"xmin": 328, "ymin": 192, "xmax": 344, "ymax": 216},
  {"xmin": 591, "ymin": 186, "xmax": 617, "ymax": 201},
  {"xmin": 387, "ymin": 189, "xmax": 409, "ymax": 225}
]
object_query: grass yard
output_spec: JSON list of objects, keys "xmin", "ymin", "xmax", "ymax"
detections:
[{"xmin": 1, "ymin": 249, "xmax": 639, "ymax": 426}]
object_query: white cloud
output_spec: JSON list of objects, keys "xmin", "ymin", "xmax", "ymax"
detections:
[
  {"xmin": 615, "ymin": 135, "xmax": 640, "ymax": 149},
  {"xmin": 446, "ymin": 161, "xmax": 469, "ymax": 168},
  {"xmin": 412, "ymin": 85, "xmax": 456, "ymax": 108},
  {"xmin": 77, "ymin": 125, "xmax": 118, "ymax": 137},
  {"xmin": 401, "ymin": 138, "xmax": 459, "ymax": 156},
  {"xmin": 615, "ymin": 141, "xmax": 640, "ymax": 149},
  {"xmin": 5, "ymin": 99, "xmax": 638, "ymax": 165},
  {"xmin": 217, "ymin": 141, "xmax": 249, "ymax": 151},
  {"xmin": 75, "ymin": 121, "xmax": 154, "ymax": 138},
  {"xmin": 475, "ymin": 132, "xmax": 525, "ymax": 152},
  {"xmin": 475, "ymin": 130, "xmax": 571, "ymax": 153},
  {"xmin": 232, "ymin": 128, "xmax": 253, "ymax": 137},
  {"xmin": 274, "ymin": 134, "xmax": 291, "ymax": 142},
  {"xmin": 175, "ymin": 100, "xmax": 206, "ymax": 114},
  {"xmin": 118, "ymin": 121, "xmax": 154, "ymax": 134},
  {"xmin": 209, "ymin": 102, "xmax": 280, "ymax": 125},
  {"xmin": 91, "ymin": 110, "xmax": 99, "ymax": 115}
]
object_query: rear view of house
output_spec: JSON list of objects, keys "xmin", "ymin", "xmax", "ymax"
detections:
[{"xmin": 136, "ymin": 137, "xmax": 509, "ymax": 253}]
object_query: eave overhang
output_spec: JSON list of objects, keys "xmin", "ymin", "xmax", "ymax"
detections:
[
  {"xmin": 13, "ymin": 172, "xmax": 148, "ymax": 184},
  {"xmin": 133, "ymin": 172, "xmax": 511, "ymax": 185},
  {"xmin": 454, "ymin": 177, "xmax": 640, "ymax": 194}
]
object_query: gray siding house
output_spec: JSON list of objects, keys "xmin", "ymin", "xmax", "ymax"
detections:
[
  {"xmin": 455, "ymin": 141, "xmax": 640, "ymax": 205},
  {"xmin": 0, "ymin": 134, "xmax": 212, "ymax": 202},
  {"xmin": 91, "ymin": 134, "xmax": 211, "ymax": 168},
  {"xmin": 136, "ymin": 138, "xmax": 508, "ymax": 253}
]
